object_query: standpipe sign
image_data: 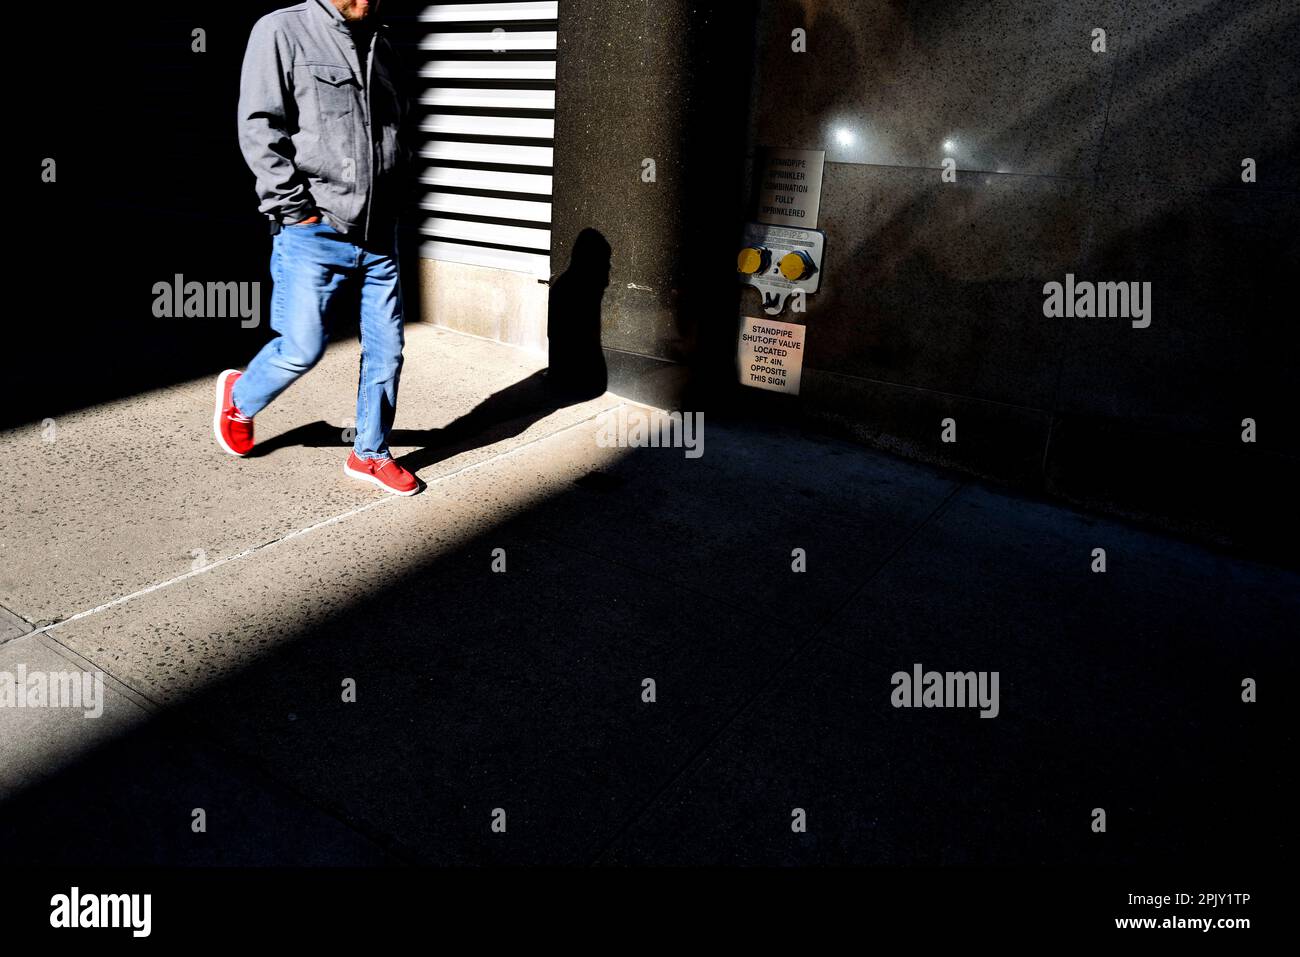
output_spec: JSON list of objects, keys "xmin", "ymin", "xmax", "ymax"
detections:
[
  {"xmin": 755, "ymin": 147, "xmax": 825, "ymax": 227},
  {"xmin": 737, "ymin": 316, "xmax": 806, "ymax": 394}
]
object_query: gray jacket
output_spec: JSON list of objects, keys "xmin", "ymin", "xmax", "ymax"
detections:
[{"xmin": 237, "ymin": 0, "xmax": 413, "ymax": 241}]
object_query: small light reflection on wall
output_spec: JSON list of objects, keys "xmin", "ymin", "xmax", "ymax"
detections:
[{"xmin": 824, "ymin": 120, "xmax": 871, "ymax": 163}]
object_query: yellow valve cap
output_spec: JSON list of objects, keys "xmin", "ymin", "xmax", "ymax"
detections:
[
  {"xmin": 737, "ymin": 247, "xmax": 766, "ymax": 275},
  {"xmin": 779, "ymin": 251, "xmax": 810, "ymax": 281}
]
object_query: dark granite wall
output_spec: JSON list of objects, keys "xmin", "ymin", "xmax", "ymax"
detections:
[
  {"xmin": 550, "ymin": 0, "xmax": 758, "ymax": 406},
  {"xmin": 551, "ymin": 0, "xmax": 1298, "ymax": 555}
]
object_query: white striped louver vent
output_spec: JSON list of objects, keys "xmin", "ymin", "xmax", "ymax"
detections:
[{"xmin": 419, "ymin": 2, "xmax": 557, "ymax": 277}]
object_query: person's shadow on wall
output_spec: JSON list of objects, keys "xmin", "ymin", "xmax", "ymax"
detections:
[
  {"xmin": 545, "ymin": 227, "xmax": 610, "ymax": 400},
  {"xmin": 251, "ymin": 229, "xmax": 612, "ymax": 474}
]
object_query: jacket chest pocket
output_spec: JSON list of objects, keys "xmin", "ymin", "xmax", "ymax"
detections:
[{"xmin": 308, "ymin": 63, "xmax": 357, "ymax": 119}]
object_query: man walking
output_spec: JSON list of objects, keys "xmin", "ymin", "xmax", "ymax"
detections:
[{"xmin": 215, "ymin": 0, "xmax": 419, "ymax": 496}]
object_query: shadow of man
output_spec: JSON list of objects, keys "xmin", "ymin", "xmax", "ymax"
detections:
[
  {"xmin": 249, "ymin": 369, "xmax": 579, "ymax": 473},
  {"xmin": 545, "ymin": 228, "xmax": 610, "ymax": 400}
]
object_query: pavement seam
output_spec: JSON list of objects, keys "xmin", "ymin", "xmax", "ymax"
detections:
[
  {"xmin": 0, "ymin": 603, "xmax": 35, "ymax": 646},
  {"xmin": 29, "ymin": 632, "xmax": 161, "ymax": 716},
  {"xmin": 29, "ymin": 399, "xmax": 627, "ymax": 645}
]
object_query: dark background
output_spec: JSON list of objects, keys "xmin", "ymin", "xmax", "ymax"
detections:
[{"xmin": 14, "ymin": 2, "xmax": 428, "ymax": 429}]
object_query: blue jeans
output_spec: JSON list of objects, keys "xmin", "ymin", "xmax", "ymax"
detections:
[{"xmin": 232, "ymin": 220, "xmax": 405, "ymax": 459}]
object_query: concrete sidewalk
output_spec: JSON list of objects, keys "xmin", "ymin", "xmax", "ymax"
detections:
[{"xmin": 0, "ymin": 325, "xmax": 1293, "ymax": 865}]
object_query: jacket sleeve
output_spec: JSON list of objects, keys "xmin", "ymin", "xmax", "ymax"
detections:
[{"xmin": 237, "ymin": 16, "xmax": 315, "ymax": 222}]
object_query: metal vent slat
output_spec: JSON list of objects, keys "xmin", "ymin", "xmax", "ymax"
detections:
[
  {"xmin": 421, "ymin": 140, "xmax": 554, "ymax": 166},
  {"xmin": 421, "ymin": 191, "xmax": 551, "ymax": 223},
  {"xmin": 421, "ymin": 240, "xmax": 551, "ymax": 276},
  {"xmin": 422, "ymin": 87, "xmax": 555, "ymax": 109},
  {"xmin": 422, "ymin": 217, "xmax": 552, "ymax": 249},
  {"xmin": 421, "ymin": 2, "xmax": 557, "ymax": 23},
  {"xmin": 422, "ymin": 166, "xmax": 553, "ymax": 193},
  {"xmin": 421, "ymin": 60, "xmax": 556, "ymax": 80},
  {"xmin": 421, "ymin": 31, "xmax": 558, "ymax": 52},
  {"xmin": 422, "ymin": 114, "xmax": 555, "ymax": 138}
]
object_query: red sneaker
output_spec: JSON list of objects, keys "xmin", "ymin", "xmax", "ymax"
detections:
[
  {"xmin": 343, "ymin": 450, "xmax": 420, "ymax": 496},
  {"xmin": 214, "ymin": 369, "xmax": 254, "ymax": 457}
]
